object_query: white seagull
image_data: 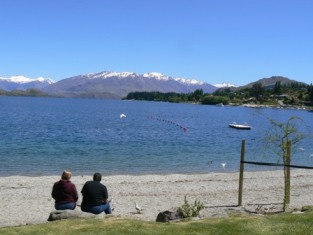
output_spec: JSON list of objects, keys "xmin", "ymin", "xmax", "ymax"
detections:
[
  {"xmin": 135, "ymin": 202, "xmax": 143, "ymax": 213},
  {"xmin": 120, "ymin": 113, "xmax": 126, "ymax": 118},
  {"xmin": 109, "ymin": 198, "xmax": 114, "ymax": 211},
  {"xmin": 221, "ymin": 163, "xmax": 226, "ymax": 169}
]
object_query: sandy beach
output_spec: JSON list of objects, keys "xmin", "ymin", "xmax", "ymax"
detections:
[{"xmin": 1, "ymin": 169, "xmax": 313, "ymax": 227}]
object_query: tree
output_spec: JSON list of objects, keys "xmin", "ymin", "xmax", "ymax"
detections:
[
  {"xmin": 202, "ymin": 95, "xmax": 230, "ymax": 105},
  {"xmin": 250, "ymin": 82, "xmax": 264, "ymax": 101},
  {"xmin": 308, "ymin": 84, "xmax": 313, "ymax": 102},
  {"xmin": 192, "ymin": 89, "xmax": 203, "ymax": 103},
  {"xmin": 0, "ymin": 89, "xmax": 7, "ymax": 95},
  {"xmin": 274, "ymin": 81, "xmax": 282, "ymax": 95},
  {"xmin": 264, "ymin": 116, "xmax": 305, "ymax": 211}
]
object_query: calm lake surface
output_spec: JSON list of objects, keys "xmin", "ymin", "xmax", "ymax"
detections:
[{"xmin": 1, "ymin": 96, "xmax": 313, "ymax": 176}]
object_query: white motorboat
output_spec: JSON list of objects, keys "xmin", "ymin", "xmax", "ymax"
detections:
[{"xmin": 229, "ymin": 123, "xmax": 251, "ymax": 130}]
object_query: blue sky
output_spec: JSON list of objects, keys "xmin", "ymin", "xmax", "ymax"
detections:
[{"xmin": 1, "ymin": 0, "xmax": 312, "ymax": 85}]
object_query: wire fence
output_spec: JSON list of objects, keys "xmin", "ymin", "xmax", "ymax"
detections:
[
  {"xmin": 237, "ymin": 139, "xmax": 313, "ymax": 207},
  {"xmin": 241, "ymin": 160, "xmax": 313, "ymax": 170}
]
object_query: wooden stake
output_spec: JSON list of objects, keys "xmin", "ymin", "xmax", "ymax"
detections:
[{"xmin": 238, "ymin": 139, "xmax": 245, "ymax": 206}]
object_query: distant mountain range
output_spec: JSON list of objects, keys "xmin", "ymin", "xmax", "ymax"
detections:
[
  {"xmin": 0, "ymin": 72, "xmax": 308, "ymax": 99},
  {"xmin": 43, "ymin": 71, "xmax": 218, "ymax": 98},
  {"xmin": 0, "ymin": 72, "xmax": 218, "ymax": 98},
  {"xmin": 0, "ymin": 75, "xmax": 54, "ymax": 91}
]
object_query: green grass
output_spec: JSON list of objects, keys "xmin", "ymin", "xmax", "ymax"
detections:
[{"xmin": 2, "ymin": 209, "xmax": 313, "ymax": 235}]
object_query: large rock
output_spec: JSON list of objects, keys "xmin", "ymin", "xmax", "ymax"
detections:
[
  {"xmin": 48, "ymin": 210, "xmax": 105, "ymax": 221},
  {"xmin": 156, "ymin": 208, "xmax": 182, "ymax": 222}
]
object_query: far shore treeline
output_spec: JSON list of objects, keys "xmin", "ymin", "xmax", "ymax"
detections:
[
  {"xmin": 1, "ymin": 81, "xmax": 313, "ymax": 108},
  {"xmin": 124, "ymin": 82, "xmax": 313, "ymax": 107},
  {"xmin": 0, "ymin": 88, "xmax": 50, "ymax": 97}
]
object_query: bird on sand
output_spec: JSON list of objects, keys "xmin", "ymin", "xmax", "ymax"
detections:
[
  {"xmin": 135, "ymin": 202, "xmax": 143, "ymax": 213},
  {"xmin": 109, "ymin": 198, "xmax": 114, "ymax": 211}
]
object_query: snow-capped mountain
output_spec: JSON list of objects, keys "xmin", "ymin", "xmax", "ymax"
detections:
[
  {"xmin": 142, "ymin": 72, "xmax": 205, "ymax": 85},
  {"xmin": 43, "ymin": 71, "xmax": 217, "ymax": 99},
  {"xmin": 85, "ymin": 71, "xmax": 205, "ymax": 85},
  {"xmin": 0, "ymin": 75, "xmax": 55, "ymax": 91},
  {"xmin": 214, "ymin": 82, "xmax": 237, "ymax": 88}
]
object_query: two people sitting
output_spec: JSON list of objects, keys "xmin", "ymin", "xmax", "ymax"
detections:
[{"xmin": 51, "ymin": 171, "xmax": 112, "ymax": 214}]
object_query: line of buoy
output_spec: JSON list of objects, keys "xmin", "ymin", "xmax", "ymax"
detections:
[{"xmin": 148, "ymin": 116, "xmax": 188, "ymax": 133}]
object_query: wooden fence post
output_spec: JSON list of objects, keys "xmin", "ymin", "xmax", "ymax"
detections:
[
  {"xmin": 283, "ymin": 141, "xmax": 291, "ymax": 211},
  {"xmin": 238, "ymin": 139, "xmax": 245, "ymax": 206}
]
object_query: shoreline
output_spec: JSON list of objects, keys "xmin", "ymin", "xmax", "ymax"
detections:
[
  {"xmin": 239, "ymin": 103, "xmax": 313, "ymax": 110},
  {"xmin": 1, "ymin": 169, "xmax": 313, "ymax": 227},
  {"xmin": 0, "ymin": 167, "xmax": 287, "ymax": 178}
]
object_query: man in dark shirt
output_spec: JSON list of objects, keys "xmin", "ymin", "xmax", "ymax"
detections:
[{"xmin": 81, "ymin": 172, "xmax": 112, "ymax": 214}]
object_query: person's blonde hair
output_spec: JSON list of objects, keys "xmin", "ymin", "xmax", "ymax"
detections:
[{"xmin": 61, "ymin": 170, "xmax": 72, "ymax": 180}]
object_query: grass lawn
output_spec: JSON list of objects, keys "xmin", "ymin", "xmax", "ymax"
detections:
[{"xmin": 1, "ymin": 208, "xmax": 313, "ymax": 235}]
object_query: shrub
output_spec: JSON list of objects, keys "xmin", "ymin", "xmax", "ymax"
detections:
[{"xmin": 178, "ymin": 195, "xmax": 205, "ymax": 218}]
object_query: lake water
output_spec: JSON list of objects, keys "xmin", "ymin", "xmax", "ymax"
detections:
[{"xmin": 1, "ymin": 96, "xmax": 313, "ymax": 176}]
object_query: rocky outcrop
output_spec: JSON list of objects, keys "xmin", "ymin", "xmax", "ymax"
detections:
[{"xmin": 156, "ymin": 208, "xmax": 182, "ymax": 222}]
